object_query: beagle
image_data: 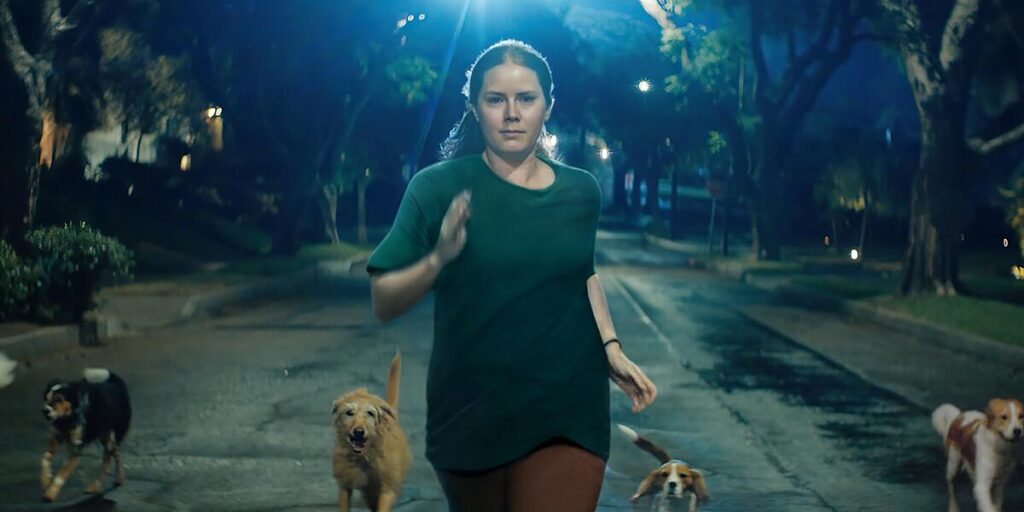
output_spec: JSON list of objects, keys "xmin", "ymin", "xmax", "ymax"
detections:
[{"xmin": 618, "ymin": 424, "xmax": 709, "ymax": 512}]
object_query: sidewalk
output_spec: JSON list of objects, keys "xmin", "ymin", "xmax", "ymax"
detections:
[
  {"xmin": 638, "ymin": 231, "xmax": 1024, "ymax": 409},
  {"xmin": 0, "ymin": 252, "xmax": 371, "ymax": 362}
]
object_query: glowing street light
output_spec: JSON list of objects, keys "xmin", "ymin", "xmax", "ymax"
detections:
[
  {"xmin": 637, "ymin": 79, "xmax": 651, "ymax": 93},
  {"xmin": 599, "ymin": 147, "xmax": 611, "ymax": 161},
  {"xmin": 850, "ymin": 249, "xmax": 860, "ymax": 261},
  {"xmin": 205, "ymin": 105, "xmax": 224, "ymax": 151}
]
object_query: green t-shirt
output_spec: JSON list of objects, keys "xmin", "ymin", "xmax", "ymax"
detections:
[{"xmin": 366, "ymin": 153, "xmax": 610, "ymax": 471}]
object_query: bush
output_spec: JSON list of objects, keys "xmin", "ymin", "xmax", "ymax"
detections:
[
  {"xmin": 0, "ymin": 240, "xmax": 38, "ymax": 320},
  {"xmin": 27, "ymin": 222, "xmax": 134, "ymax": 323}
]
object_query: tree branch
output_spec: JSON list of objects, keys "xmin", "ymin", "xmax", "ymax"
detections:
[
  {"xmin": 968, "ymin": 120, "xmax": 1024, "ymax": 155},
  {"xmin": 993, "ymin": 0, "xmax": 1024, "ymax": 54},
  {"xmin": 776, "ymin": 0, "xmax": 840, "ymax": 109},
  {"xmin": 256, "ymin": 76, "xmax": 296, "ymax": 165},
  {"xmin": 0, "ymin": 0, "xmax": 37, "ymax": 81},
  {"xmin": 750, "ymin": 1, "xmax": 771, "ymax": 108},
  {"xmin": 879, "ymin": 0, "xmax": 944, "ymax": 101},
  {"xmin": 939, "ymin": 0, "xmax": 982, "ymax": 93},
  {"xmin": 41, "ymin": 0, "xmax": 64, "ymax": 43}
]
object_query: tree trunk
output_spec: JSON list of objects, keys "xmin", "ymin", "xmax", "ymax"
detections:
[
  {"xmin": 645, "ymin": 156, "xmax": 659, "ymax": 217},
  {"xmin": 720, "ymin": 200, "xmax": 730, "ymax": 256},
  {"xmin": 750, "ymin": 156, "xmax": 783, "ymax": 260},
  {"xmin": 629, "ymin": 168, "xmax": 642, "ymax": 219},
  {"xmin": 899, "ymin": 110, "xmax": 968, "ymax": 296},
  {"xmin": 613, "ymin": 160, "xmax": 627, "ymax": 213},
  {"xmin": 135, "ymin": 131, "xmax": 144, "ymax": 162},
  {"xmin": 858, "ymin": 201, "xmax": 869, "ymax": 261},
  {"xmin": 270, "ymin": 193, "xmax": 310, "ymax": 256},
  {"xmin": 832, "ymin": 216, "xmax": 840, "ymax": 252},
  {"xmin": 8, "ymin": 113, "xmax": 48, "ymax": 248},
  {"xmin": 357, "ymin": 178, "xmax": 367, "ymax": 244},
  {"xmin": 319, "ymin": 183, "xmax": 341, "ymax": 244},
  {"xmin": 670, "ymin": 166, "xmax": 680, "ymax": 239},
  {"xmin": 750, "ymin": 199, "xmax": 780, "ymax": 260}
]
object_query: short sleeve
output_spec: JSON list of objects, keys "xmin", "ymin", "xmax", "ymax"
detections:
[{"xmin": 366, "ymin": 175, "xmax": 434, "ymax": 276}]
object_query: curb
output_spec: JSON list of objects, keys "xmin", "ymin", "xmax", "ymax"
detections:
[
  {"xmin": 644, "ymin": 233, "xmax": 1024, "ymax": 366},
  {"xmin": 0, "ymin": 253, "xmax": 370, "ymax": 361}
]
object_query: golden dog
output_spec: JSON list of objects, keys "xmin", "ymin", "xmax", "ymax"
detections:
[{"xmin": 332, "ymin": 350, "xmax": 410, "ymax": 512}]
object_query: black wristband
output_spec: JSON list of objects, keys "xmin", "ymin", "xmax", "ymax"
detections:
[{"xmin": 603, "ymin": 338, "xmax": 621, "ymax": 348}]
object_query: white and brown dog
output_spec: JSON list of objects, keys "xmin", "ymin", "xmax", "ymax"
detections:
[
  {"xmin": 618, "ymin": 424, "xmax": 709, "ymax": 512},
  {"xmin": 332, "ymin": 350, "xmax": 410, "ymax": 512},
  {"xmin": 932, "ymin": 398, "xmax": 1023, "ymax": 512}
]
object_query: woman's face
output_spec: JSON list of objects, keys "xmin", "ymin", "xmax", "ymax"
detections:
[{"xmin": 473, "ymin": 62, "xmax": 550, "ymax": 159}]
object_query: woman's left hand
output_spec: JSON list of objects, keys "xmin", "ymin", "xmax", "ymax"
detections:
[{"xmin": 606, "ymin": 343, "xmax": 657, "ymax": 413}]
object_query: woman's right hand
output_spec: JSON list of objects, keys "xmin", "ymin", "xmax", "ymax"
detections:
[{"xmin": 434, "ymin": 189, "xmax": 471, "ymax": 266}]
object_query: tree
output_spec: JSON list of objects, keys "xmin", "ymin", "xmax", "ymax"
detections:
[
  {"xmin": 812, "ymin": 131, "xmax": 890, "ymax": 258},
  {"xmin": 879, "ymin": 0, "xmax": 1024, "ymax": 295},
  {"xmin": 231, "ymin": 3, "xmax": 437, "ymax": 254},
  {"xmin": 0, "ymin": 0, "xmax": 96, "ymax": 246},
  {"xmin": 98, "ymin": 27, "xmax": 201, "ymax": 162},
  {"xmin": 642, "ymin": 0, "xmax": 878, "ymax": 260}
]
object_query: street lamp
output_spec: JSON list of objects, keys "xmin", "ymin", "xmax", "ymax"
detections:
[
  {"xmin": 599, "ymin": 147, "xmax": 611, "ymax": 161},
  {"xmin": 637, "ymin": 79, "xmax": 651, "ymax": 93}
]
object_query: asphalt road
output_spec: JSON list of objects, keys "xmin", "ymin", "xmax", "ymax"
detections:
[{"xmin": 0, "ymin": 232, "xmax": 1018, "ymax": 511}]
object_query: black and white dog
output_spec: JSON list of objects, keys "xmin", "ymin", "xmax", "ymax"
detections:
[{"xmin": 41, "ymin": 368, "xmax": 131, "ymax": 502}]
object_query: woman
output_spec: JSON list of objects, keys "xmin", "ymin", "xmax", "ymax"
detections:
[{"xmin": 366, "ymin": 39, "xmax": 657, "ymax": 511}]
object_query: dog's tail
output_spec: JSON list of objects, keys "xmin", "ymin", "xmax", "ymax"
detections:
[
  {"xmin": 617, "ymin": 424, "xmax": 672, "ymax": 464},
  {"xmin": 386, "ymin": 350, "xmax": 401, "ymax": 414},
  {"xmin": 84, "ymin": 368, "xmax": 112, "ymax": 383},
  {"xmin": 932, "ymin": 404, "xmax": 960, "ymax": 438}
]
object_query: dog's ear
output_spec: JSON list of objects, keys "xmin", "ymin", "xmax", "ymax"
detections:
[
  {"xmin": 691, "ymin": 469, "xmax": 709, "ymax": 502},
  {"xmin": 631, "ymin": 469, "xmax": 661, "ymax": 502},
  {"xmin": 43, "ymin": 379, "xmax": 62, "ymax": 400},
  {"xmin": 379, "ymin": 404, "xmax": 396, "ymax": 421},
  {"xmin": 986, "ymin": 398, "xmax": 1005, "ymax": 424}
]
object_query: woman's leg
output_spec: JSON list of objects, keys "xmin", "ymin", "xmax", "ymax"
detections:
[
  {"xmin": 506, "ymin": 439, "xmax": 606, "ymax": 512},
  {"xmin": 434, "ymin": 465, "xmax": 508, "ymax": 512}
]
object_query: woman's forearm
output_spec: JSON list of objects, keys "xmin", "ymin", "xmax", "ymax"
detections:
[
  {"xmin": 370, "ymin": 250, "xmax": 444, "ymax": 322},
  {"xmin": 587, "ymin": 273, "xmax": 620, "ymax": 352}
]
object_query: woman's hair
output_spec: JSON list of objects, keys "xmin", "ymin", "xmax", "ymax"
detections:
[{"xmin": 439, "ymin": 39, "xmax": 556, "ymax": 160}]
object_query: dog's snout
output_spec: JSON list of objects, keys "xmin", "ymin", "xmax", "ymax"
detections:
[
  {"xmin": 1014, "ymin": 427, "xmax": 1022, "ymax": 438},
  {"xmin": 667, "ymin": 481, "xmax": 677, "ymax": 489},
  {"xmin": 353, "ymin": 428, "xmax": 366, "ymax": 439}
]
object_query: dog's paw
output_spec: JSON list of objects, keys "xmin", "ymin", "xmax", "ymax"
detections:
[{"xmin": 41, "ymin": 487, "xmax": 59, "ymax": 503}]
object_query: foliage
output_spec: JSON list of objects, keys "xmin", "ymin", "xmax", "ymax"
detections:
[
  {"xmin": 812, "ymin": 130, "xmax": 891, "ymax": 217},
  {"xmin": 0, "ymin": 241, "xmax": 39, "ymax": 321},
  {"xmin": 27, "ymin": 222, "xmax": 135, "ymax": 323},
  {"xmin": 1001, "ymin": 165, "xmax": 1024, "ymax": 259},
  {"xmin": 99, "ymin": 27, "xmax": 203, "ymax": 154},
  {"xmin": 385, "ymin": 56, "xmax": 438, "ymax": 107}
]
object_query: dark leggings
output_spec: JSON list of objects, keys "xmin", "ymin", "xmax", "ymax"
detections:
[{"xmin": 434, "ymin": 438, "xmax": 606, "ymax": 512}]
